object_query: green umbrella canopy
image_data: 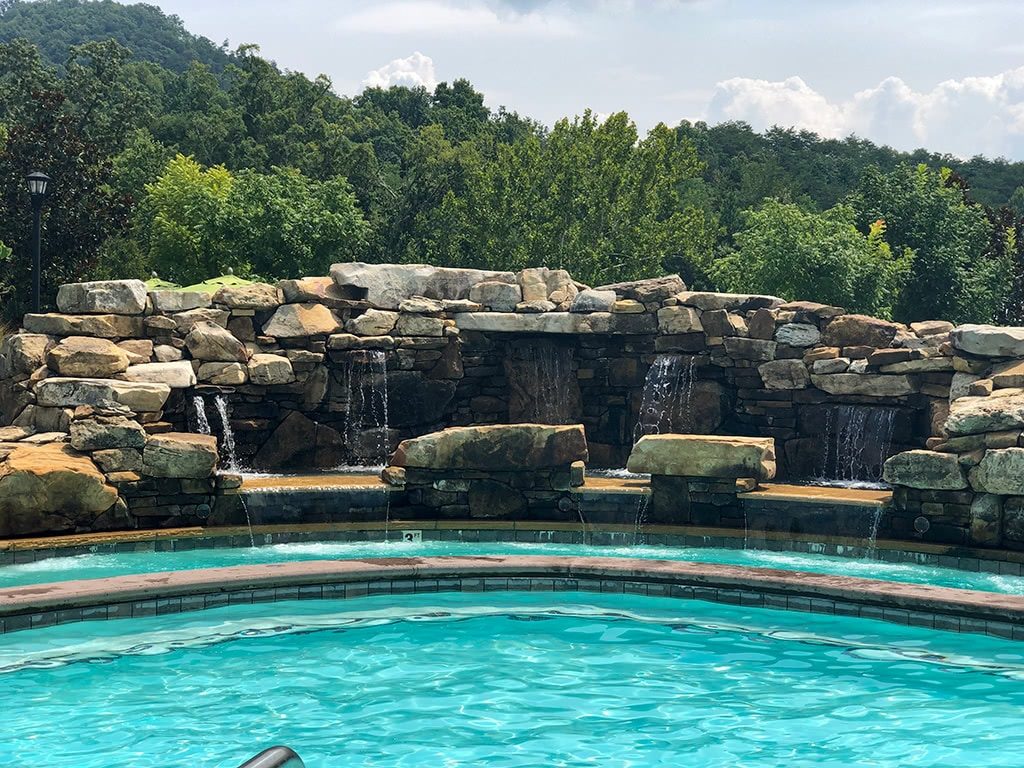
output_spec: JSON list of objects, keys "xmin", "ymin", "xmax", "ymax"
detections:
[
  {"xmin": 178, "ymin": 272, "xmax": 255, "ymax": 293},
  {"xmin": 145, "ymin": 276, "xmax": 180, "ymax": 290}
]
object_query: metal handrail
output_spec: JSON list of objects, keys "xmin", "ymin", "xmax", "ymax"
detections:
[{"xmin": 235, "ymin": 746, "xmax": 305, "ymax": 768}]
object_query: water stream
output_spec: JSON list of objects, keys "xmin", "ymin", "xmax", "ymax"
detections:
[
  {"xmin": 635, "ymin": 354, "xmax": 697, "ymax": 440},
  {"xmin": 342, "ymin": 350, "xmax": 390, "ymax": 466},
  {"xmin": 815, "ymin": 404, "xmax": 898, "ymax": 487}
]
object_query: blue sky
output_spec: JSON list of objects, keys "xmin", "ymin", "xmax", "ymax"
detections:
[{"xmin": 154, "ymin": 0, "xmax": 1024, "ymax": 159}]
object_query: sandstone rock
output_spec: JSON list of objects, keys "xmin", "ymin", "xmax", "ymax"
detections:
[
  {"xmin": 822, "ymin": 314, "xmax": 901, "ymax": 348},
  {"xmin": 758, "ymin": 359, "xmax": 810, "ymax": 390},
  {"xmin": 945, "ymin": 393, "xmax": 1024, "ymax": 435},
  {"xmin": 701, "ymin": 309, "xmax": 747, "ymax": 337},
  {"xmin": 123, "ymin": 361, "xmax": 197, "ymax": 389},
  {"xmin": 0, "ymin": 443, "xmax": 117, "ymax": 535},
  {"xmin": 154, "ymin": 344, "xmax": 183, "ymax": 363},
  {"xmin": 24, "ymin": 313, "xmax": 143, "ymax": 339},
  {"xmin": 440, "ymin": 299, "xmax": 482, "ymax": 313},
  {"xmin": 519, "ymin": 267, "xmax": 577, "ymax": 305},
  {"xmin": 0, "ymin": 426, "xmax": 33, "ymax": 442},
  {"xmin": 724, "ymin": 337, "xmax": 776, "ymax": 362},
  {"xmin": 810, "ymin": 373, "xmax": 916, "ymax": 397},
  {"xmin": 627, "ymin": 434, "xmax": 776, "ymax": 480},
  {"xmin": 570, "ymin": 289, "xmax": 616, "ymax": 313},
  {"xmin": 968, "ymin": 448, "xmax": 1024, "ymax": 495},
  {"xmin": 774, "ymin": 323, "xmax": 821, "ymax": 347},
  {"xmin": 279, "ymin": 276, "xmax": 357, "ymax": 306},
  {"xmin": 882, "ymin": 450, "xmax": 967, "ymax": 489},
  {"xmin": 991, "ymin": 359, "xmax": 1024, "ymax": 388},
  {"xmin": 331, "ymin": 262, "xmax": 516, "ymax": 309},
  {"xmin": 611, "ymin": 299, "xmax": 645, "ymax": 314},
  {"xmin": 56, "ymin": 279, "xmax": 148, "ymax": 315},
  {"xmin": 185, "ymin": 321, "xmax": 249, "ymax": 362},
  {"xmin": 746, "ymin": 309, "xmax": 776, "ymax": 340},
  {"xmin": 172, "ymin": 308, "xmax": 230, "ymax": 333},
  {"xmin": 778, "ymin": 300, "xmax": 845, "ymax": 319},
  {"xmin": 395, "ymin": 313, "xmax": 445, "ymax": 337},
  {"xmin": 1, "ymin": 333, "xmax": 50, "ymax": 376},
  {"xmin": 516, "ymin": 300, "xmax": 556, "ymax": 313},
  {"xmin": 149, "ymin": 290, "xmax": 211, "ymax": 313},
  {"xmin": 117, "ymin": 339, "xmax": 154, "ymax": 364},
  {"xmin": 262, "ymin": 303, "xmax": 342, "ymax": 338},
  {"xmin": 951, "ymin": 324, "xmax": 1024, "ymax": 357},
  {"xmin": 346, "ymin": 309, "xmax": 398, "ymax": 336},
  {"xmin": 198, "ymin": 362, "xmax": 248, "ymax": 385},
  {"xmin": 596, "ymin": 275, "xmax": 686, "ymax": 303},
  {"xmin": 143, "ymin": 432, "xmax": 218, "ymax": 478},
  {"xmin": 35, "ymin": 377, "xmax": 170, "ymax": 412},
  {"xmin": 399, "ymin": 296, "xmax": 444, "ymax": 314},
  {"xmin": 969, "ymin": 379, "xmax": 994, "ymax": 397},
  {"xmin": 911, "ymin": 320, "xmax": 954, "ymax": 337},
  {"xmin": 248, "ymin": 354, "xmax": 295, "ymax": 386},
  {"xmin": 804, "ymin": 346, "xmax": 840, "ymax": 362},
  {"xmin": 391, "ymin": 424, "xmax": 588, "ymax": 469},
  {"xmin": 811, "ymin": 357, "xmax": 850, "ymax": 374},
  {"xmin": 70, "ymin": 413, "xmax": 147, "ymax": 451},
  {"xmin": 657, "ymin": 306, "xmax": 703, "ymax": 334},
  {"xmin": 469, "ymin": 280, "xmax": 522, "ymax": 312},
  {"xmin": 91, "ymin": 447, "xmax": 143, "ymax": 473},
  {"xmin": 213, "ymin": 283, "xmax": 283, "ymax": 310},
  {"xmin": 46, "ymin": 337, "xmax": 130, "ymax": 377},
  {"xmin": 675, "ymin": 291, "xmax": 783, "ymax": 311},
  {"xmin": 950, "ymin": 372, "xmax": 982, "ymax": 401}
]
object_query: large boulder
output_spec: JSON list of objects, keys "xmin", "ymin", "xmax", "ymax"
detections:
[
  {"xmin": 70, "ymin": 413, "xmax": 147, "ymax": 451},
  {"xmin": 142, "ymin": 432, "xmax": 219, "ymax": 478},
  {"xmin": 570, "ymin": 289, "xmax": 616, "ymax": 313},
  {"xmin": 596, "ymin": 275, "xmax": 686, "ymax": 303},
  {"xmin": 331, "ymin": 262, "xmax": 516, "ymax": 310},
  {"xmin": 518, "ymin": 267, "xmax": 577, "ymax": 306},
  {"xmin": 122, "ymin": 361, "xmax": 197, "ymax": 389},
  {"xmin": 346, "ymin": 309, "xmax": 398, "ymax": 336},
  {"xmin": 882, "ymin": 450, "xmax": 967, "ymax": 490},
  {"xmin": 35, "ymin": 377, "xmax": 170, "ymax": 412},
  {"xmin": 56, "ymin": 279, "xmax": 148, "ymax": 315},
  {"xmin": 262, "ymin": 303, "xmax": 342, "ymax": 338},
  {"xmin": 212, "ymin": 283, "xmax": 283, "ymax": 310},
  {"xmin": 758, "ymin": 359, "xmax": 809, "ymax": 390},
  {"xmin": 951, "ymin": 324, "xmax": 1024, "ymax": 357},
  {"xmin": 469, "ymin": 281, "xmax": 522, "ymax": 312},
  {"xmin": 969, "ymin": 448, "xmax": 1024, "ymax": 495},
  {"xmin": 945, "ymin": 392, "xmax": 1024, "ymax": 436},
  {"xmin": 822, "ymin": 314, "xmax": 901, "ymax": 348},
  {"xmin": 627, "ymin": 434, "xmax": 776, "ymax": 479},
  {"xmin": 46, "ymin": 336, "xmax": 130, "ymax": 377},
  {"xmin": 23, "ymin": 313, "xmax": 143, "ymax": 339},
  {"xmin": 148, "ymin": 290, "xmax": 211, "ymax": 313},
  {"xmin": 0, "ymin": 443, "xmax": 118, "ymax": 536},
  {"xmin": 248, "ymin": 354, "xmax": 295, "ymax": 386},
  {"xmin": 278, "ymin": 276, "xmax": 358, "ymax": 307},
  {"xmin": 185, "ymin": 321, "xmax": 249, "ymax": 362},
  {"xmin": 656, "ymin": 306, "xmax": 703, "ymax": 334},
  {"xmin": 1, "ymin": 333, "xmax": 50, "ymax": 375},
  {"xmin": 391, "ymin": 424, "xmax": 588, "ymax": 470}
]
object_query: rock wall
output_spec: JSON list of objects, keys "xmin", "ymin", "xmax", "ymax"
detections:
[{"xmin": 0, "ymin": 263, "xmax": 1012, "ymax": 538}]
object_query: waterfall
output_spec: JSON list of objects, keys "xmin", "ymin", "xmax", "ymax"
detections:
[
  {"xmin": 191, "ymin": 394, "xmax": 240, "ymax": 472},
  {"xmin": 342, "ymin": 350, "xmax": 390, "ymax": 467},
  {"xmin": 635, "ymin": 354, "xmax": 697, "ymax": 440},
  {"xmin": 815, "ymin": 404, "xmax": 897, "ymax": 486},
  {"xmin": 508, "ymin": 344, "xmax": 576, "ymax": 424}
]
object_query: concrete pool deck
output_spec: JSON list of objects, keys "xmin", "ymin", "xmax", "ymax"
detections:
[{"xmin": 1, "ymin": 555, "xmax": 1023, "ymax": 640}]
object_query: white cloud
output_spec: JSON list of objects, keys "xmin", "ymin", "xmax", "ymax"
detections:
[
  {"xmin": 337, "ymin": 1, "xmax": 577, "ymax": 38},
  {"xmin": 705, "ymin": 68, "xmax": 1024, "ymax": 159},
  {"xmin": 362, "ymin": 52, "xmax": 438, "ymax": 90}
]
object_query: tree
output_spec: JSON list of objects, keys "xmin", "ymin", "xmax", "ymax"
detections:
[
  {"xmin": 136, "ymin": 154, "xmax": 368, "ymax": 284},
  {"xmin": 713, "ymin": 201, "xmax": 913, "ymax": 319},
  {"xmin": 847, "ymin": 164, "xmax": 1013, "ymax": 323}
]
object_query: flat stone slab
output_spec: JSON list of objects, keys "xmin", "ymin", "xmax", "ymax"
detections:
[
  {"xmin": 882, "ymin": 450, "xmax": 967, "ymax": 490},
  {"xmin": 56, "ymin": 279, "xmax": 148, "ymax": 315},
  {"xmin": 951, "ymin": 324, "xmax": 1024, "ymax": 357},
  {"xmin": 35, "ymin": 377, "xmax": 171, "ymax": 412},
  {"xmin": 331, "ymin": 262, "xmax": 516, "ymax": 310},
  {"xmin": 454, "ymin": 311, "xmax": 655, "ymax": 335},
  {"xmin": 627, "ymin": 434, "xmax": 776, "ymax": 480},
  {"xmin": 391, "ymin": 424, "xmax": 588, "ymax": 470}
]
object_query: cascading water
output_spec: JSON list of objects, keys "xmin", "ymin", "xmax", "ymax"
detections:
[
  {"xmin": 342, "ymin": 350, "xmax": 390, "ymax": 467},
  {"xmin": 192, "ymin": 395, "xmax": 211, "ymax": 435},
  {"xmin": 815, "ymin": 404, "xmax": 897, "ymax": 487},
  {"xmin": 508, "ymin": 344, "xmax": 576, "ymax": 424},
  {"xmin": 213, "ymin": 395, "xmax": 239, "ymax": 471},
  {"xmin": 634, "ymin": 354, "xmax": 697, "ymax": 440}
]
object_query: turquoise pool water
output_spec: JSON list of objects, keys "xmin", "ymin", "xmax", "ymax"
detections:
[
  {"xmin": 2, "ymin": 592, "xmax": 1023, "ymax": 767},
  {"xmin": 2, "ymin": 539, "xmax": 1024, "ymax": 594}
]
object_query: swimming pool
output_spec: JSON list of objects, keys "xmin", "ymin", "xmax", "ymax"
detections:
[
  {"xmin": 2, "ymin": 591, "xmax": 1022, "ymax": 767},
  {"xmin": 3, "ymin": 539, "xmax": 1023, "ymax": 594}
]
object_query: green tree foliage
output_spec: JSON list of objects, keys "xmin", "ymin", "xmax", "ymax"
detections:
[
  {"xmin": 0, "ymin": 0, "xmax": 232, "ymax": 73},
  {"xmin": 847, "ymin": 164, "xmax": 1013, "ymax": 324},
  {"xmin": 715, "ymin": 201, "xmax": 913, "ymax": 319},
  {"xmin": 137, "ymin": 154, "xmax": 368, "ymax": 284}
]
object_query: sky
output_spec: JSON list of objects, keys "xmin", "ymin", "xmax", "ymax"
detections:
[{"xmin": 152, "ymin": 0, "xmax": 1024, "ymax": 160}]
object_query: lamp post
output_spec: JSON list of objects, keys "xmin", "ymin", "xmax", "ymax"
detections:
[{"xmin": 26, "ymin": 171, "xmax": 51, "ymax": 314}]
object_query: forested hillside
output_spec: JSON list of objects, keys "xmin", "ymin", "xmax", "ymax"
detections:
[{"xmin": 1, "ymin": 0, "xmax": 1023, "ymax": 326}]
